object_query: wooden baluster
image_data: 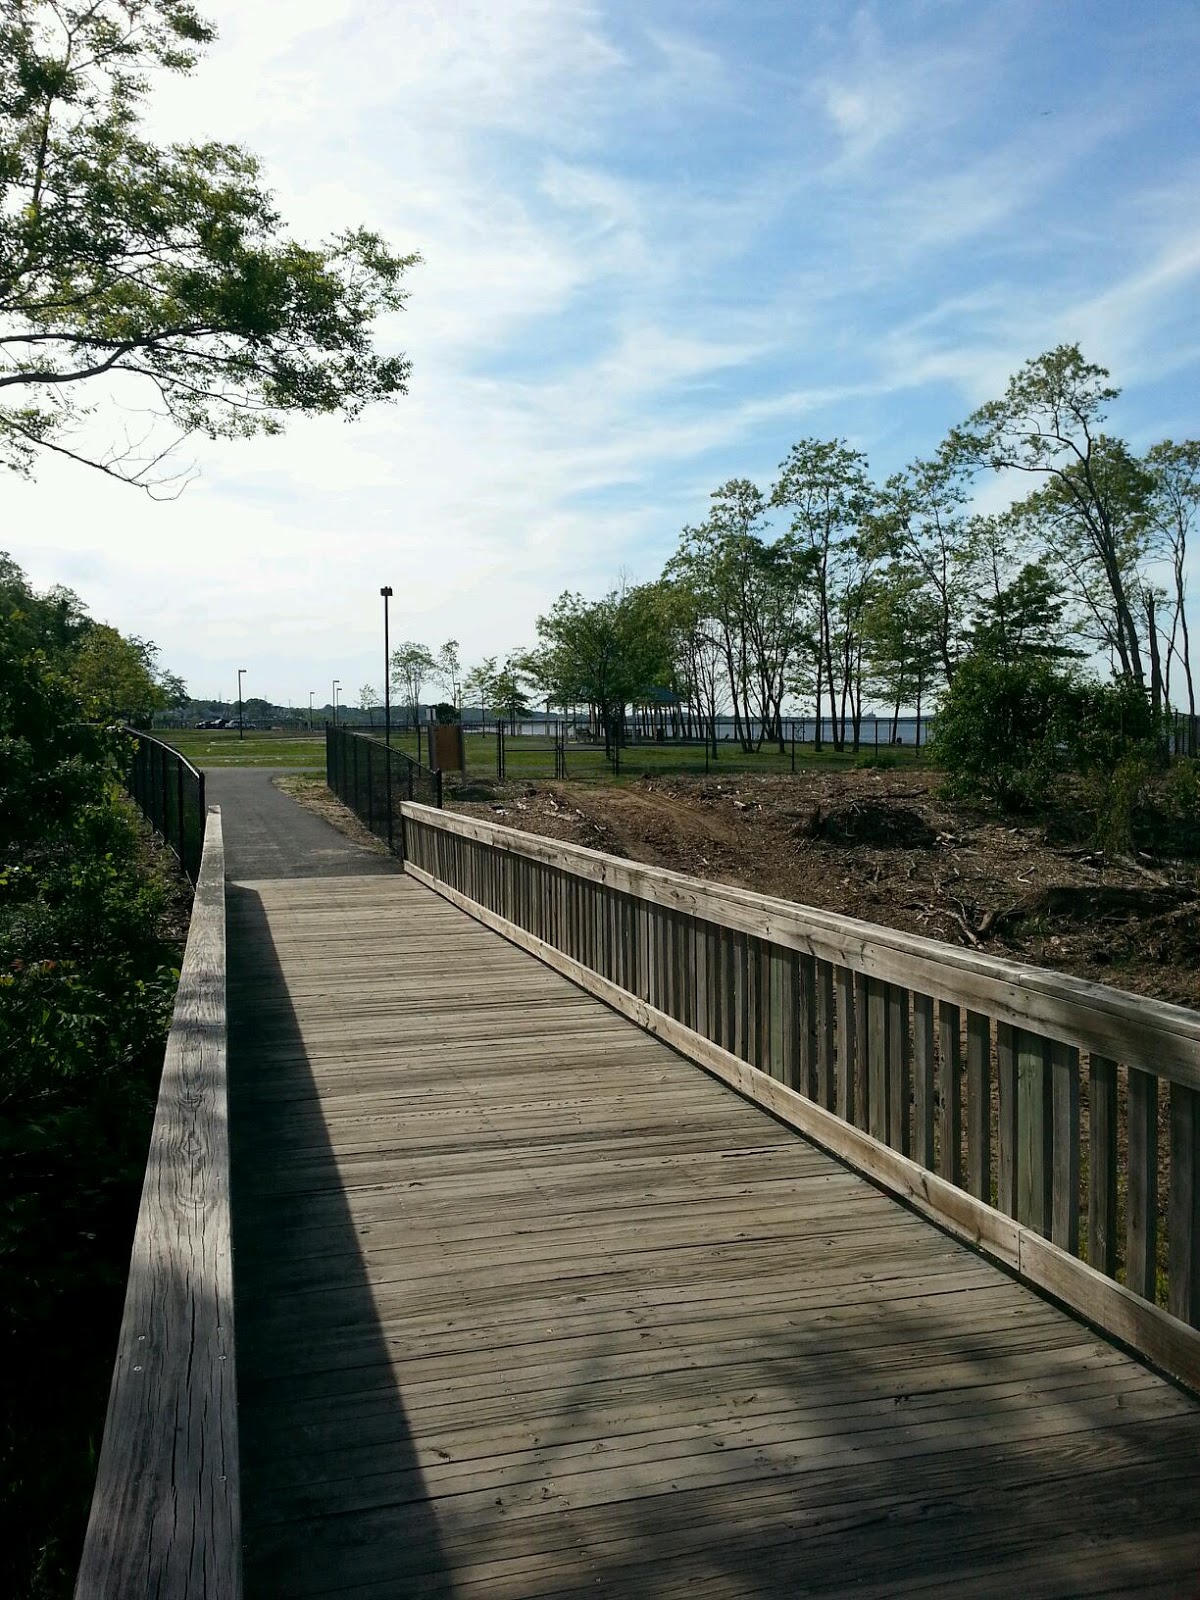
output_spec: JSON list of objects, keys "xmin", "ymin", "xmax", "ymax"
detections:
[
  {"xmin": 815, "ymin": 959, "xmax": 835, "ymax": 1110},
  {"xmin": 997, "ymin": 1022, "xmax": 1017, "ymax": 1217},
  {"xmin": 867, "ymin": 978, "xmax": 888, "ymax": 1141},
  {"xmin": 1051, "ymin": 1042, "xmax": 1080, "ymax": 1254},
  {"xmin": 798, "ymin": 953, "xmax": 818, "ymax": 1098},
  {"xmin": 1017, "ymin": 1030, "xmax": 1053, "ymax": 1238},
  {"xmin": 761, "ymin": 934, "xmax": 780, "ymax": 1075},
  {"xmin": 912, "ymin": 993, "xmax": 935, "ymax": 1170},
  {"xmin": 1169, "ymin": 1084, "xmax": 1200, "ymax": 1327},
  {"xmin": 835, "ymin": 966, "xmax": 856, "ymax": 1124},
  {"xmin": 937, "ymin": 1001, "xmax": 963, "ymax": 1186},
  {"xmin": 778, "ymin": 949, "xmax": 799, "ymax": 1089},
  {"xmin": 1126, "ymin": 1067, "xmax": 1159, "ymax": 1302},
  {"xmin": 1088, "ymin": 1053, "xmax": 1119, "ymax": 1276},
  {"xmin": 853, "ymin": 972, "xmax": 870, "ymax": 1130},
  {"xmin": 693, "ymin": 918, "xmax": 710, "ymax": 1040},
  {"xmin": 966, "ymin": 1011, "xmax": 992, "ymax": 1203},
  {"xmin": 745, "ymin": 934, "xmax": 761, "ymax": 1065},
  {"xmin": 886, "ymin": 985, "xmax": 911, "ymax": 1155},
  {"xmin": 732, "ymin": 930, "xmax": 749, "ymax": 1060}
]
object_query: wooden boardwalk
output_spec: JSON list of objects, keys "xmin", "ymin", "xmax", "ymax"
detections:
[{"xmin": 227, "ymin": 873, "xmax": 1200, "ymax": 1599}]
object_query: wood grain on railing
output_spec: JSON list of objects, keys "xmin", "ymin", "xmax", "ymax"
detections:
[
  {"xmin": 75, "ymin": 809, "xmax": 238, "ymax": 1600},
  {"xmin": 401, "ymin": 801, "xmax": 1200, "ymax": 1394}
]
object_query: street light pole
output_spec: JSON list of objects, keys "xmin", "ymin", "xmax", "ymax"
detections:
[
  {"xmin": 308, "ymin": 691, "xmax": 315, "ymax": 731},
  {"xmin": 380, "ymin": 587, "xmax": 393, "ymax": 749},
  {"xmin": 380, "ymin": 586, "xmax": 394, "ymax": 853},
  {"xmin": 237, "ymin": 668, "xmax": 246, "ymax": 740},
  {"xmin": 332, "ymin": 679, "xmax": 341, "ymax": 727}
]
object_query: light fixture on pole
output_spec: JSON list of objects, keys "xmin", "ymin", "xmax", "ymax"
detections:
[
  {"xmin": 237, "ymin": 668, "xmax": 247, "ymax": 741},
  {"xmin": 332, "ymin": 679, "xmax": 341, "ymax": 727}
]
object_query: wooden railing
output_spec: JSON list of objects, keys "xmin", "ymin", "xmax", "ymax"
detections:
[
  {"xmin": 401, "ymin": 802, "xmax": 1200, "ymax": 1393},
  {"xmin": 75, "ymin": 810, "xmax": 239, "ymax": 1599}
]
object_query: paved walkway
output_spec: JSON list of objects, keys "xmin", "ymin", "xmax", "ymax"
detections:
[
  {"xmin": 226, "ymin": 872, "xmax": 1200, "ymax": 1600},
  {"xmin": 205, "ymin": 768, "xmax": 399, "ymax": 882}
]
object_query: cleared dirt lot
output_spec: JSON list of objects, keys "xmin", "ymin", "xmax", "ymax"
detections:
[{"xmin": 447, "ymin": 770, "xmax": 1200, "ymax": 1011}]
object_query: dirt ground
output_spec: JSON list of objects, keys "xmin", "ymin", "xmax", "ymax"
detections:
[{"xmin": 445, "ymin": 770, "xmax": 1200, "ymax": 1012}]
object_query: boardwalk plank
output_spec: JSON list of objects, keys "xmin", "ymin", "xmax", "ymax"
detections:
[{"xmin": 227, "ymin": 874, "xmax": 1200, "ymax": 1600}]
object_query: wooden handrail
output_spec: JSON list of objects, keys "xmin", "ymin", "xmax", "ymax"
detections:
[
  {"xmin": 400, "ymin": 802, "xmax": 1200, "ymax": 1084},
  {"xmin": 75, "ymin": 809, "xmax": 239, "ymax": 1599},
  {"xmin": 400, "ymin": 800, "xmax": 1200, "ymax": 1393}
]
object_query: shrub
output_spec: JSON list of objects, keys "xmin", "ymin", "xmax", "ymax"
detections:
[{"xmin": 930, "ymin": 655, "xmax": 1078, "ymax": 810}]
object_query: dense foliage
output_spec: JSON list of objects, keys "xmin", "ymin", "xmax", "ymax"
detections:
[
  {"xmin": 0, "ymin": 555, "xmax": 184, "ymax": 1597},
  {"xmin": 0, "ymin": 1, "xmax": 418, "ymax": 490}
]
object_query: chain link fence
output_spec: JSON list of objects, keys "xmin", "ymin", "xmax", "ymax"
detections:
[{"xmin": 326, "ymin": 724, "xmax": 442, "ymax": 852}]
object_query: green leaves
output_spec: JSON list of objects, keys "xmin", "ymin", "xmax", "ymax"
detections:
[{"xmin": 0, "ymin": 1, "xmax": 418, "ymax": 487}]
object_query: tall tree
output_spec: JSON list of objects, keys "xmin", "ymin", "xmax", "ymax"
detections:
[
  {"xmin": 668, "ymin": 480, "xmax": 797, "ymax": 751},
  {"xmin": 435, "ymin": 639, "xmax": 462, "ymax": 706},
  {"xmin": 860, "ymin": 569, "xmax": 942, "ymax": 742},
  {"xmin": 772, "ymin": 439, "xmax": 876, "ymax": 750},
  {"xmin": 530, "ymin": 587, "xmax": 666, "ymax": 754},
  {"xmin": 875, "ymin": 451, "xmax": 975, "ymax": 687},
  {"xmin": 949, "ymin": 346, "xmax": 1153, "ymax": 690},
  {"xmin": 68, "ymin": 624, "xmax": 164, "ymax": 725},
  {"xmin": 1145, "ymin": 439, "xmax": 1200, "ymax": 716},
  {"xmin": 389, "ymin": 640, "xmax": 435, "ymax": 722},
  {"xmin": 0, "ymin": 1, "xmax": 418, "ymax": 489}
]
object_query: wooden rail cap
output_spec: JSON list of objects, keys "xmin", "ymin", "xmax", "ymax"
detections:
[
  {"xmin": 399, "ymin": 800, "xmax": 1200, "ymax": 1087},
  {"xmin": 75, "ymin": 808, "xmax": 239, "ymax": 1599}
]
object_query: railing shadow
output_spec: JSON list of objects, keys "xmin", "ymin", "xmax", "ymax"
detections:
[{"xmin": 226, "ymin": 884, "xmax": 455, "ymax": 1598}]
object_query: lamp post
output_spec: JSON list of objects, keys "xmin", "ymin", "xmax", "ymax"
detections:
[
  {"xmin": 308, "ymin": 691, "xmax": 315, "ymax": 731},
  {"xmin": 380, "ymin": 586, "xmax": 394, "ymax": 852},
  {"xmin": 237, "ymin": 668, "xmax": 247, "ymax": 741},
  {"xmin": 332, "ymin": 679, "xmax": 341, "ymax": 727},
  {"xmin": 380, "ymin": 587, "xmax": 393, "ymax": 748}
]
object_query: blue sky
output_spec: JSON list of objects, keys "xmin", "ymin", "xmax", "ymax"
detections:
[{"xmin": 9, "ymin": 0, "xmax": 1200, "ymax": 705}]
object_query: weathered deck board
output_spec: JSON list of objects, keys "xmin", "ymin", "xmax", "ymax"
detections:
[{"xmin": 228, "ymin": 874, "xmax": 1200, "ymax": 1599}]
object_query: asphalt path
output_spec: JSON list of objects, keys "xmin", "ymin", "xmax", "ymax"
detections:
[{"xmin": 202, "ymin": 768, "xmax": 400, "ymax": 882}]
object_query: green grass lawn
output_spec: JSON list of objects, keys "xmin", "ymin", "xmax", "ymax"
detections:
[
  {"xmin": 165, "ymin": 728, "xmax": 333, "ymax": 767},
  {"xmin": 162, "ymin": 726, "xmax": 928, "ymax": 778}
]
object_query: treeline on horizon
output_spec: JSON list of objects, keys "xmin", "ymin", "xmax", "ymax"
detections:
[{"xmin": 385, "ymin": 345, "xmax": 1197, "ymax": 758}]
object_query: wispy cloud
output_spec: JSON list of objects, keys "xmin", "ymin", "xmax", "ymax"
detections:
[{"xmin": 8, "ymin": 0, "xmax": 1199, "ymax": 697}]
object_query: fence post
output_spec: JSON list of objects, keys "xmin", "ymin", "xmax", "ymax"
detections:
[
  {"xmin": 158, "ymin": 740, "xmax": 169, "ymax": 836},
  {"xmin": 385, "ymin": 739, "xmax": 394, "ymax": 854},
  {"xmin": 176, "ymin": 758, "xmax": 185, "ymax": 869},
  {"xmin": 790, "ymin": 720, "xmax": 796, "ymax": 774},
  {"xmin": 365, "ymin": 738, "xmax": 374, "ymax": 834}
]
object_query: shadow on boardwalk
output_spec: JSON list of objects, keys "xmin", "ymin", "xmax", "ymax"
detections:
[{"xmin": 227, "ymin": 885, "xmax": 454, "ymax": 1598}]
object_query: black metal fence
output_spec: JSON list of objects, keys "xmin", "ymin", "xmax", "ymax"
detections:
[
  {"xmin": 326, "ymin": 723, "xmax": 442, "ymax": 852},
  {"xmin": 1173, "ymin": 712, "xmax": 1200, "ymax": 759},
  {"xmin": 125, "ymin": 729, "xmax": 207, "ymax": 883}
]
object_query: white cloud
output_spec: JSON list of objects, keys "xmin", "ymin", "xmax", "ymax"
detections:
[{"xmin": 8, "ymin": 0, "xmax": 1199, "ymax": 704}]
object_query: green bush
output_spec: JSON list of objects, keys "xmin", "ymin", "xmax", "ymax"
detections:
[
  {"xmin": 930, "ymin": 655, "xmax": 1078, "ymax": 810},
  {"xmin": 1, "ymin": 601, "xmax": 182, "ymax": 1595}
]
